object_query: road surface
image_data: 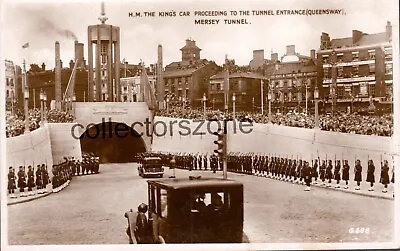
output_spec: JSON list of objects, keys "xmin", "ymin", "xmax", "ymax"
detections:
[{"xmin": 8, "ymin": 163, "xmax": 394, "ymax": 244}]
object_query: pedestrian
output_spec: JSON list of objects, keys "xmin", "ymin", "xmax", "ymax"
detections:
[
  {"xmin": 8, "ymin": 167, "xmax": 17, "ymax": 198},
  {"xmin": 334, "ymin": 160, "xmax": 341, "ymax": 188},
  {"xmin": 366, "ymin": 159, "xmax": 375, "ymax": 191},
  {"xmin": 354, "ymin": 159, "xmax": 362, "ymax": 190},
  {"xmin": 380, "ymin": 160, "xmax": 390, "ymax": 193},
  {"xmin": 342, "ymin": 160, "xmax": 350, "ymax": 189}
]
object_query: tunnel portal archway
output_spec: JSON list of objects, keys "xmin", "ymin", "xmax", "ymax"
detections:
[{"xmin": 80, "ymin": 122, "xmax": 146, "ymax": 163}]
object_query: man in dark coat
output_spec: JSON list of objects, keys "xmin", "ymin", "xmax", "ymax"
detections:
[
  {"xmin": 36, "ymin": 165, "xmax": 43, "ymax": 194},
  {"xmin": 380, "ymin": 160, "xmax": 390, "ymax": 193},
  {"xmin": 17, "ymin": 166, "xmax": 27, "ymax": 197},
  {"xmin": 303, "ymin": 161, "xmax": 312, "ymax": 191},
  {"xmin": 366, "ymin": 160, "xmax": 375, "ymax": 191},
  {"xmin": 27, "ymin": 165, "xmax": 35, "ymax": 195},
  {"xmin": 334, "ymin": 160, "xmax": 341, "ymax": 188},
  {"xmin": 342, "ymin": 160, "xmax": 350, "ymax": 189},
  {"xmin": 326, "ymin": 160, "xmax": 333, "ymax": 187},
  {"xmin": 354, "ymin": 159, "xmax": 362, "ymax": 190},
  {"xmin": 8, "ymin": 167, "xmax": 17, "ymax": 198}
]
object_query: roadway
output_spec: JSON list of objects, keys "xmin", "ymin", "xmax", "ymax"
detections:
[{"xmin": 7, "ymin": 163, "xmax": 394, "ymax": 244}]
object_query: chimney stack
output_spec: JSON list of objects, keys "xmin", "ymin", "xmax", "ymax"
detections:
[
  {"xmin": 74, "ymin": 40, "xmax": 85, "ymax": 68},
  {"xmin": 41, "ymin": 62, "xmax": 46, "ymax": 71},
  {"xmin": 157, "ymin": 44, "xmax": 165, "ymax": 107},
  {"xmin": 310, "ymin": 49, "xmax": 316, "ymax": 59},
  {"xmin": 55, "ymin": 41, "xmax": 62, "ymax": 110},
  {"xmin": 286, "ymin": 45, "xmax": 295, "ymax": 55},
  {"xmin": 352, "ymin": 30, "xmax": 363, "ymax": 44},
  {"xmin": 271, "ymin": 52, "xmax": 278, "ymax": 62},
  {"xmin": 386, "ymin": 21, "xmax": 392, "ymax": 41}
]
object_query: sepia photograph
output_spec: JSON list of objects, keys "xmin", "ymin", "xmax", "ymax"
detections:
[{"xmin": 1, "ymin": 0, "xmax": 399, "ymax": 250}]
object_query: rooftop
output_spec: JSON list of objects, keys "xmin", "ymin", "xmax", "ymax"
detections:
[
  {"xmin": 210, "ymin": 71, "xmax": 265, "ymax": 80},
  {"xmin": 147, "ymin": 177, "xmax": 243, "ymax": 190},
  {"xmin": 331, "ymin": 32, "xmax": 388, "ymax": 48}
]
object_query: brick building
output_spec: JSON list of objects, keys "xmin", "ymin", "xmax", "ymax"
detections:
[
  {"xmin": 317, "ymin": 21, "xmax": 393, "ymax": 111},
  {"xmin": 163, "ymin": 39, "xmax": 220, "ymax": 107},
  {"xmin": 5, "ymin": 60, "xmax": 17, "ymax": 102}
]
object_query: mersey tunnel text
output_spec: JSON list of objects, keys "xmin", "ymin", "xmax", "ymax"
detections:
[{"xmin": 71, "ymin": 117, "xmax": 253, "ymax": 139}]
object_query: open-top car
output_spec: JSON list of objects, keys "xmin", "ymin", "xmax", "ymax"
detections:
[
  {"xmin": 136, "ymin": 176, "xmax": 244, "ymax": 243},
  {"xmin": 138, "ymin": 157, "xmax": 164, "ymax": 178}
]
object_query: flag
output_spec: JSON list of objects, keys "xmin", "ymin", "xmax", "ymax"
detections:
[{"xmin": 22, "ymin": 42, "xmax": 29, "ymax": 49}]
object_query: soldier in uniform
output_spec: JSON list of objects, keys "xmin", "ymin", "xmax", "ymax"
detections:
[
  {"xmin": 326, "ymin": 160, "xmax": 333, "ymax": 187},
  {"xmin": 8, "ymin": 167, "xmax": 17, "ymax": 198},
  {"xmin": 334, "ymin": 160, "xmax": 341, "ymax": 188},
  {"xmin": 290, "ymin": 159, "xmax": 297, "ymax": 182},
  {"xmin": 303, "ymin": 161, "xmax": 312, "ymax": 191},
  {"xmin": 17, "ymin": 166, "xmax": 27, "ymax": 197},
  {"xmin": 342, "ymin": 160, "xmax": 350, "ymax": 189},
  {"xmin": 354, "ymin": 159, "xmax": 362, "ymax": 190},
  {"xmin": 366, "ymin": 159, "xmax": 375, "ymax": 191},
  {"xmin": 296, "ymin": 160, "xmax": 302, "ymax": 184},
  {"xmin": 380, "ymin": 160, "xmax": 390, "ymax": 193},
  {"xmin": 203, "ymin": 154, "xmax": 208, "ymax": 171},
  {"xmin": 52, "ymin": 164, "xmax": 59, "ymax": 192},
  {"xmin": 319, "ymin": 160, "xmax": 326, "ymax": 186},
  {"xmin": 27, "ymin": 165, "xmax": 35, "ymax": 196},
  {"xmin": 312, "ymin": 159, "xmax": 319, "ymax": 185},
  {"xmin": 41, "ymin": 164, "xmax": 50, "ymax": 192},
  {"xmin": 36, "ymin": 165, "xmax": 43, "ymax": 194}
]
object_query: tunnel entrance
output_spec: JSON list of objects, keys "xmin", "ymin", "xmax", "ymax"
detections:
[{"xmin": 80, "ymin": 122, "xmax": 146, "ymax": 163}]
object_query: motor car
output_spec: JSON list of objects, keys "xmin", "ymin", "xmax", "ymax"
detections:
[
  {"xmin": 138, "ymin": 157, "xmax": 164, "ymax": 178},
  {"xmin": 141, "ymin": 176, "xmax": 244, "ymax": 243}
]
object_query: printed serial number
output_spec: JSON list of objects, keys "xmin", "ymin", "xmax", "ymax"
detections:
[{"xmin": 348, "ymin": 227, "xmax": 370, "ymax": 234}]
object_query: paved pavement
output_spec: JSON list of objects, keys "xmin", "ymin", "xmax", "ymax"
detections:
[{"xmin": 7, "ymin": 163, "xmax": 394, "ymax": 245}]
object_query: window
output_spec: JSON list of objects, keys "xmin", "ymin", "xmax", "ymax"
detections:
[
  {"xmin": 101, "ymin": 55, "xmax": 107, "ymax": 65},
  {"xmin": 337, "ymin": 66, "xmax": 343, "ymax": 77},
  {"xmin": 178, "ymin": 89, "xmax": 182, "ymax": 97},
  {"xmin": 6, "ymin": 78, "xmax": 9, "ymax": 86},
  {"xmin": 124, "ymin": 87, "xmax": 127, "ymax": 91},
  {"xmin": 6, "ymin": 90, "xmax": 9, "ymax": 97},
  {"xmin": 352, "ymin": 52, "xmax": 359, "ymax": 61},
  {"xmin": 190, "ymin": 191, "xmax": 230, "ymax": 213},
  {"xmin": 160, "ymin": 189, "xmax": 168, "ymax": 218},
  {"xmin": 322, "ymin": 55, "xmax": 329, "ymax": 64},
  {"xmin": 368, "ymin": 50, "xmax": 375, "ymax": 60},
  {"xmin": 216, "ymin": 83, "xmax": 221, "ymax": 90},
  {"xmin": 369, "ymin": 64, "xmax": 375, "ymax": 74},
  {"xmin": 211, "ymin": 84, "xmax": 215, "ymax": 91},
  {"xmin": 386, "ymin": 63, "xmax": 393, "ymax": 75},
  {"xmin": 323, "ymin": 68, "xmax": 329, "ymax": 79},
  {"xmin": 368, "ymin": 84, "xmax": 375, "ymax": 97},
  {"xmin": 337, "ymin": 54, "xmax": 343, "ymax": 62},
  {"xmin": 353, "ymin": 65, "xmax": 359, "ymax": 77}
]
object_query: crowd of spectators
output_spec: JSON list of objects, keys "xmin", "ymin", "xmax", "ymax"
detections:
[
  {"xmin": 6, "ymin": 107, "xmax": 74, "ymax": 138},
  {"xmin": 156, "ymin": 105, "xmax": 393, "ymax": 137}
]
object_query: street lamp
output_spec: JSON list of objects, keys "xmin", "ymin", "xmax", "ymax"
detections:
[
  {"xmin": 202, "ymin": 93, "xmax": 207, "ymax": 120},
  {"xmin": 314, "ymin": 87, "xmax": 319, "ymax": 129},
  {"xmin": 24, "ymin": 85, "xmax": 30, "ymax": 133},
  {"xmin": 268, "ymin": 92, "xmax": 272, "ymax": 123},
  {"xmin": 40, "ymin": 89, "xmax": 44, "ymax": 127},
  {"xmin": 261, "ymin": 80, "xmax": 264, "ymax": 115},
  {"xmin": 72, "ymin": 94, "xmax": 76, "ymax": 118},
  {"xmin": 166, "ymin": 97, "xmax": 169, "ymax": 114},
  {"xmin": 232, "ymin": 93, "xmax": 236, "ymax": 119},
  {"xmin": 43, "ymin": 92, "xmax": 47, "ymax": 124}
]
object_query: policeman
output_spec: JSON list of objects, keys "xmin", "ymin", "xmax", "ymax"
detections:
[
  {"xmin": 354, "ymin": 159, "xmax": 362, "ymax": 190},
  {"xmin": 17, "ymin": 166, "xmax": 27, "ymax": 197},
  {"xmin": 27, "ymin": 165, "xmax": 35, "ymax": 196},
  {"xmin": 334, "ymin": 160, "xmax": 341, "ymax": 188},
  {"xmin": 8, "ymin": 167, "xmax": 17, "ymax": 198},
  {"xmin": 342, "ymin": 160, "xmax": 350, "ymax": 189},
  {"xmin": 366, "ymin": 160, "xmax": 375, "ymax": 191},
  {"xmin": 380, "ymin": 160, "xmax": 390, "ymax": 193}
]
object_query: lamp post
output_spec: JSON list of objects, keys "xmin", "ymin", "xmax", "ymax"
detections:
[
  {"xmin": 268, "ymin": 92, "xmax": 272, "ymax": 123},
  {"xmin": 252, "ymin": 97, "xmax": 255, "ymax": 113},
  {"xmin": 232, "ymin": 93, "xmax": 236, "ymax": 119},
  {"xmin": 314, "ymin": 86, "xmax": 319, "ymax": 129},
  {"xmin": 43, "ymin": 92, "xmax": 47, "ymax": 124},
  {"xmin": 166, "ymin": 97, "xmax": 169, "ymax": 114},
  {"xmin": 24, "ymin": 85, "xmax": 30, "ymax": 133},
  {"xmin": 212, "ymin": 98, "xmax": 215, "ymax": 110},
  {"xmin": 72, "ymin": 93, "xmax": 76, "ymax": 119},
  {"xmin": 40, "ymin": 89, "xmax": 44, "ymax": 127},
  {"xmin": 260, "ymin": 80, "xmax": 264, "ymax": 115},
  {"xmin": 183, "ymin": 97, "xmax": 186, "ymax": 110},
  {"xmin": 202, "ymin": 93, "xmax": 207, "ymax": 120}
]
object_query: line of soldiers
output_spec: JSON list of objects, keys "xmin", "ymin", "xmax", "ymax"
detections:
[
  {"xmin": 137, "ymin": 152, "xmax": 222, "ymax": 173},
  {"xmin": 7, "ymin": 153, "xmax": 100, "ymax": 198},
  {"xmin": 138, "ymin": 151, "xmax": 395, "ymax": 194}
]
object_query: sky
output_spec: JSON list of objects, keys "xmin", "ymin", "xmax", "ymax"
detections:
[{"xmin": 1, "ymin": 0, "xmax": 398, "ymax": 69}]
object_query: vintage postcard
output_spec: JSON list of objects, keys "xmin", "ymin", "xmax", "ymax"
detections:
[{"xmin": 1, "ymin": 0, "xmax": 399, "ymax": 250}]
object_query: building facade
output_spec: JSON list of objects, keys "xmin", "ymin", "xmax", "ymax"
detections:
[
  {"xmin": 163, "ymin": 39, "xmax": 220, "ymax": 107},
  {"xmin": 317, "ymin": 21, "xmax": 393, "ymax": 109},
  {"xmin": 5, "ymin": 60, "xmax": 16, "ymax": 102},
  {"xmin": 120, "ymin": 75, "xmax": 156, "ymax": 102}
]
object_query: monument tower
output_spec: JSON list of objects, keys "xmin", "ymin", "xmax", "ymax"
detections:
[{"xmin": 88, "ymin": 2, "xmax": 121, "ymax": 102}]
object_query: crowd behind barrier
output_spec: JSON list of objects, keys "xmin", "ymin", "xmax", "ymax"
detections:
[
  {"xmin": 155, "ymin": 106, "xmax": 393, "ymax": 137},
  {"xmin": 7, "ymin": 152, "xmax": 100, "ymax": 199},
  {"xmin": 136, "ymin": 151, "xmax": 395, "ymax": 195},
  {"xmin": 6, "ymin": 107, "xmax": 74, "ymax": 138}
]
